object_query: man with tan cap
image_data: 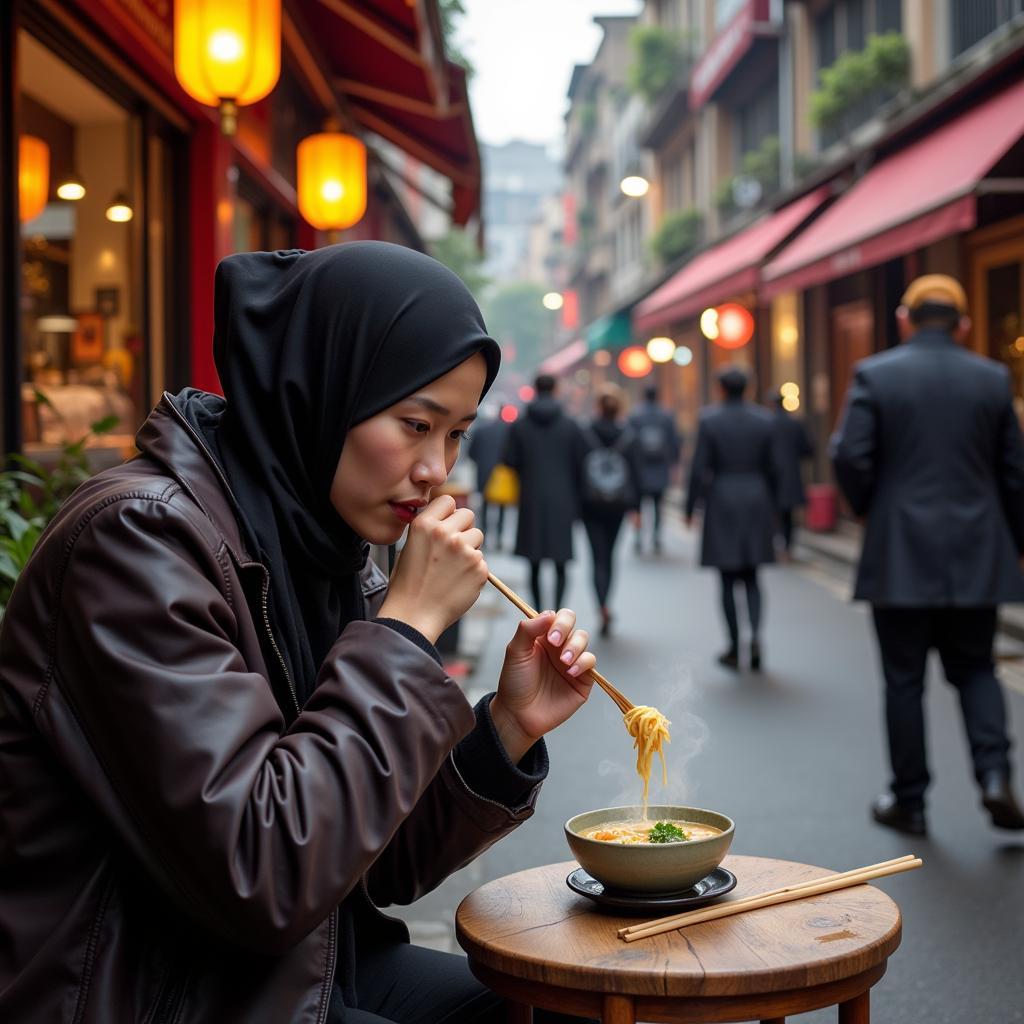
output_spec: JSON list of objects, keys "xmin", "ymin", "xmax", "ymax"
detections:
[{"xmin": 832, "ymin": 273, "xmax": 1024, "ymax": 835}]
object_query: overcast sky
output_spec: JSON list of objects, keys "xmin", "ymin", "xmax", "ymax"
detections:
[{"xmin": 458, "ymin": 1, "xmax": 642, "ymax": 151}]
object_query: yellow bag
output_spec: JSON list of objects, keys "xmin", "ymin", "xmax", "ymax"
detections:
[{"xmin": 484, "ymin": 464, "xmax": 519, "ymax": 506}]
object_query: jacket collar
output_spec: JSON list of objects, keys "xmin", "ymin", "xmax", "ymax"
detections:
[
  {"xmin": 135, "ymin": 393, "xmax": 256, "ymax": 565},
  {"xmin": 907, "ymin": 328, "xmax": 957, "ymax": 348},
  {"xmin": 135, "ymin": 394, "xmax": 390, "ymax": 599}
]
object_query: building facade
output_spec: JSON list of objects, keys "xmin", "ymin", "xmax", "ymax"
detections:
[
  {"xmin": 1, "ymin": 0, "xmax": 483, "ymax": 462},
  {"xmin": 557, "ymin": 0, "xmax": 1024, "ymax": 460}
]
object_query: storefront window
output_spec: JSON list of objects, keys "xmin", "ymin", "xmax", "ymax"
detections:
[
  {"xmin": 18, "ymin": 30, "xmax": 140, "ymax": 467},
  {"xmin": 985, "ymin": 261, "xmax": 1023, "ymax": 399},
  {"xmin": 770, "ymin": 291, "xmax": 802, "ymax": 408}
]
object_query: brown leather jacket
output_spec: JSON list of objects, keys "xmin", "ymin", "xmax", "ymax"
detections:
[{"xmin": 0, "ymin": 395, "xmax": 541, "ymax": 1023}]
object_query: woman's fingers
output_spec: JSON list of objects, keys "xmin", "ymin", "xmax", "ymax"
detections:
[
  {"xmin": 567, "ymin": 651, "xmax": 597, "ymax": 680},
  {"xmin": 546, "ymin": 608, "xmax": 576, "ymax": 647},
  {"xmin": 557, "ymin": 628, "xmax": 590, "ymax": 670}
]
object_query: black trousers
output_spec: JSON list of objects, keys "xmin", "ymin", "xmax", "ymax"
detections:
[
  {"xmin": 340, "ymin": 940, "xmax": 589, "ymax": 1023},
  {"xmin": 719, "ymin": 568, "xmax": 762, "ymax": 649},
  {"xmin": 871, "ymin": 606, "xmax": 1013, "ymax": 808},
  {"xmin": 778, "ymin": 508, "xmax": 795, "ymax": 551},
  {"xmin": 529, "ymin": 560, "xmax": 567, "ymax": 613},
  {"xmin": 582, "ymin": 512, "xmax": 624, "ymax": 607},
  {"xmin": 635, "ymin": 490, "xmax": 665, "ymax": 546}
]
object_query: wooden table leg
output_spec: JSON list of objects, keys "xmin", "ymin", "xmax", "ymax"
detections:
[
  {"xmin": 506, "ymin": 1002, "xmax": 532, "ymax": 1024},
  {"xmin": 838, "ymin": 990, "xmax": 870, "ymax": 1024},
  {"xmin": 602, "ymin": 994, "xmax": 636, "ymax": 1023}
]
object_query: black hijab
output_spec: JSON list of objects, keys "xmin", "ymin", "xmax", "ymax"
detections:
[{"xmin": 208, "ymin": 242, "xmax": 500, "ymax": 704}]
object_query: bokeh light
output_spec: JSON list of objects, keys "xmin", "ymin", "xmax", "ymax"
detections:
[
  {"xmin": 593, "ymin": 349, "xmax": 611, "ymax": 367},
  {"xmin": 620, "ymin": 175, "xmax": 650, "ymax": 197},
  {"xmin": 500, "ymin": 404, "xmax": 519, "ymax": 423},
  {"xmin": 646, "ymin": 336, "xmax": 676, "ymax": 363},
  {"xmin": 714, "ymin": 303, "xmax": 754, "ymax": 349},
  {"xmin": 618, "ymin": 346, "xmax": 653, "ymax": 378},
  {"xmin": 518, "ymin": 384, "xmax": 535, "ymax": 401},
  {"xmin": 542, "ymin": 291, "xmax": 564, "ymax": 311},
  {"xmin": 673, "ymin": 345, "xmax": 694, "ymax": 366},
  {"xmin": 780, "ymin": 381, "xmax": 800, "ymax": 398},
  {"xmin": 699, "ymin": 307, "xmax": 719, "ymax": 340}
]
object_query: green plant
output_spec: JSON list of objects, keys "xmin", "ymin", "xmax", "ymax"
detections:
[
  {"xmin": 0, "ymin": 394, "xmax": 118, "ymax": 618},
  {"xmin": 740, "ymin": 134, "xmax": 780, "ymax": 193},
  {"xmin": 627, "ymin": 25, "xmax": 691, "ymax": 104},
  {"xmin": 714, "ymin": 176, "xmax": 736, "ymax": 213},
  {"xmin": 811, "ymin": 32, "xmax": 910, "ymax": 134},
  {"xmin": 650, "ymin": 207, "xmax": 702, "ymax": 264}
]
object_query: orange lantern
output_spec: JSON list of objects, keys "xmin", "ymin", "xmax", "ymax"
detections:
[
  {"xmin": 714, "ymin": 303, "xmax": 755, "ymax": 349},
  {"xmin": 19, "ymin": 136, "xmax": 49, "ymax": 222},
  {"xmin": 174, "ymin": 0, "xmax": 281, "ymax": 135},
  {"xmin": 297, "ymin": 131, "xmax": 367, "ymax": 231},
  {"xmin": 617, "ymin": 345, "xmax": 653, "ymax": 379}
]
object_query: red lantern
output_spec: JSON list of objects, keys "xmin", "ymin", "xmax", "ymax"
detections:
[
  {"xmin": 500, "ymin": 404, "xmax": 519, "ymax": 423},
  {"xmin": 617, "ymin": 346, "xmax": 653, "ymax": 379},
  {"xmin": 714, "ymin": 303, "xmax": 754, "ymax": 349}
]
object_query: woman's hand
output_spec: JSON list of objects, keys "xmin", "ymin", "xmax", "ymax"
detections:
[
  {"xmin": 489, "ymin": 609, "xmax": 595, "ymax": 762},
  {"xmin": 378, "ymin": 496, "xmax": 487, "ymax": 644}
]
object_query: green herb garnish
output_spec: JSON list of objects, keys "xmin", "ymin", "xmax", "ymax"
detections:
[{"xmin": 648, "ymin": 821, "xmax": 689, "ymax": 844}]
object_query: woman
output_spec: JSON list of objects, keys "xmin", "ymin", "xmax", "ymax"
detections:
[
  {"xmin": 580, "ymin": 385, "xmax": 640, "ymax": 637},
  {"xmin": 0, "ymin": 243, "xmax": 596, "ymax": 1023},
  {"xmin": 685, "ymin": 367, "xmax": 776, "ymax": 670}
]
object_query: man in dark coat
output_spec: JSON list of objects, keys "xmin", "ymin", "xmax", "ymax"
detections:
[
  {"xmin": 831, "ymin": 274, "xmax": 1024, "ymax": 836},
  {"xmin": 767, "ymin": 392, "xmax": 813, "ymax": 556},
  {"xmin": 503, "ymin": 374, "xmax": 585, "ymax": 612},
  {"xmin": 628, "ymin": 384, "xmax": 681, "ymax": 554},
  {"xmin": 467, "ymin": 409, "xmax": 510, "ymax": 549},
  {"xmin": 686, "ymin": 367, "xmax": 777, "ymax": 670}
]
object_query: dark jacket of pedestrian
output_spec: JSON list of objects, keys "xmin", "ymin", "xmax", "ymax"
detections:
[
  {"xmin": 503, "ymin": 394, "xmax": 584, "ymax": 563},
  {"xmin": 466, "ymin": 415, "xmax": 509, "ymax": 495},
  {"xmin": 628, "ymin": 398, "xmax": 681, "ymax": 495},
  {"xmin": 686, "ymin": 396, "xmax": 777, "ymax": 570},
  {"xmin": 771, "ymin": 405, "xmax": 813, "ymax": 510},
  {"xmin": 831, "ymin": 328, "xmax": 1024, "ymax": 605}
]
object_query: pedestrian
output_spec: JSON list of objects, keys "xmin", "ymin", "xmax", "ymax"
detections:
[
  {"xmin": 580, "ymin": 384, "xmax": 641, "ymax": 637},
  {"xmin": 628, "ymin": 383, "xmax": 681, "ymax": 554},
  {"xmin": 503, "ymin": 373, "xmax": 585, "ymax": 614},
  {"xmin": 766, "ymin": 390, "xmax": 813, "ymax": 558},
  {"xmin": 0, "ymin": 243, "xmax": 599, "ymax": 1023},
  {"xmin": 686, "ymin": 366, "xmax": 777, "ymax": 670},
  {"xmin": 832, "ymin": 273, "xmax": 1024, "ymax": 836},
  {"xmin": 467, "ymin": 406, "xmax": 511, "ymax": 549}
]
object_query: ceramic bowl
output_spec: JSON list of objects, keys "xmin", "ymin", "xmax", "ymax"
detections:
[{"xmin": 564, "ymin": 805, "xmax": 735, "ymax": 895}]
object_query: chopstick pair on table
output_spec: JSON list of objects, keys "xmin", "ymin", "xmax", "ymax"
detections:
[{"xmin": 617, "ymin": 853, "xmax": 923, "ymax": 942}]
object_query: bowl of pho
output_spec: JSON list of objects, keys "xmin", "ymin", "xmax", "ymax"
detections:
[{"xmin": 564, "ymin": 805, "xmax": 734, "ymax": 894}]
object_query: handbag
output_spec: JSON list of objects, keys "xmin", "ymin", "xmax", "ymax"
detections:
[{"xmin": 484, "ymin": 464, "xmax": 519, "ymax": 506}]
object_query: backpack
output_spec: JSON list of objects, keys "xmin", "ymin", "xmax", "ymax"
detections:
[
  {"xmin": 582, "ymin": 428, "xmax": 635, "ymax": 507},
  {"xmin": 637, "ymin": 420, "xmax": 669, "ymax": 460}
]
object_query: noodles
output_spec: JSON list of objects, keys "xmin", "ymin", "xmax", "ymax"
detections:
[{"xmin": 622, "ymin": 705, "xmax": 671, "ymax": 817}]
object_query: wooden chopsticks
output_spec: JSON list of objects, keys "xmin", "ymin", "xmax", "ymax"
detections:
[
  {"xmin": 617, "ymin": 854, "xmax": 922, "ymax": 942},
  {"xmin": 487, "ymin": 573, "xmax": 634, "ymax": 714}
]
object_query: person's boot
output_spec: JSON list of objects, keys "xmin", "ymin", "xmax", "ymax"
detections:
[
  {"xmin": 871, "ymin": 793, "xmax": 926, "ymax": 836},
  {"xmin": 979, "ymin": 770, "xmax": 1024, "ymax": 830},
  {"xmin": 750, "ymin": 639, "xmax": 762, "ymax": 672},
  {"xmin": 717, "ymin": 647, "xmax": 739, "ymax": 670}
]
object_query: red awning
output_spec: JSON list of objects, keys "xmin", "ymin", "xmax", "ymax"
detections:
[
  {"xmin": 762, "ymin": 76, "xmax": 1024, "ymax": 297},
  {"xmin": 539, "ymin": 339, "xmax": 588, "ymax": 376},
  {"xmin": 296, "ymin": 0, "xmax": 482, "ymax": 224},
  {"xmin": 633, "ymin": 186, "xmax": 828, "ymax": 334}
]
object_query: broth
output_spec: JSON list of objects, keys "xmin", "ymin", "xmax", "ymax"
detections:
[{"xmin": 581, "ymin": 819, "xmax": 721, "ymax": 845}]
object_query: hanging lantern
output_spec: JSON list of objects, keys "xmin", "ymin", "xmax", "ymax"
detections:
[
  {"xmin": 19, "ymin": 135, "xmax": 49, "ymax": 222},
  {"xmin": 618, "ymin": 346, "xmax": 653, "ymax": 379},
  {"xmin": 174, "ymin": 0, "xmax": 281, "ymax": 135},
  {"xmin": 297, "ymin": 131, "xmax": 367, "ymax": 231},
  {"xmin": 714, "ymin": 303, "xmax": 755, "ymax": 349}
]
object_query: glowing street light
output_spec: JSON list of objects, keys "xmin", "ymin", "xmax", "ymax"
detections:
[
  {"xmin": 646, "ymin": 336, "xmax": 676, "ymax": 363},
  {"xmin": 673, "ymin": 345, "xmax": 694, "ymax": 366},
  {"xmin": 620, "ymin": 175, "xmax": 650, "ymax": 198},
  {"xmin": 542, "ymin": 291, "xmax": 564, "ymax": 311}
]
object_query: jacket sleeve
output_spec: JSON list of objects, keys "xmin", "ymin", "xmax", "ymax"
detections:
[
  {"xmin": 501, "ymin": 421, "xmax": 522, "ymax": 470},
  {"xmin": 830, "ymin": 368, "xmax": 877, "ymax": 517},
  {"xmin": 685, "ymin": 419, "xmax": 711, "ymax": 518},
  {"xmin": 996, "ymin": 375, "xmax": 1024, "ymax": 554},
  {"xmin": 366, "ymin": 695, "xmax": 546, "ymax": 907},
  {"xmin": 45, "ymin": 494, "xmax": 476, "ymax": 955}
]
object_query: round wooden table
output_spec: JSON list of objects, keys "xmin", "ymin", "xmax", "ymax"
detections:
[{"xmin": 455, "ymin": 855, "xmax": 902, "ymax": 1023}]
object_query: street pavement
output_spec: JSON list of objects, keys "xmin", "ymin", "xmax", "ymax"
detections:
[{"xmin": 389, "ymin": 513, "xmax": 1024, "ymax": 1023}]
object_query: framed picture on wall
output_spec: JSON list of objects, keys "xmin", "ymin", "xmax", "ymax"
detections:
[{"xmin": 71, "ymin": 312, "xmax": 105, "ymax": 366}]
